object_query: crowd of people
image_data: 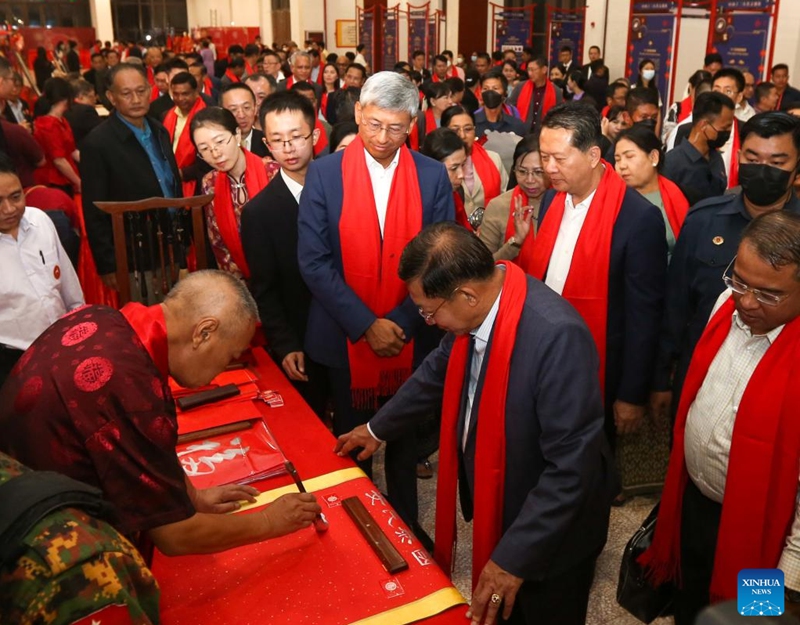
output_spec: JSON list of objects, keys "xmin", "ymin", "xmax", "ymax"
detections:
[{"xmin": 2, "ymin": 33, "xmax": 800, "ymax": 625}]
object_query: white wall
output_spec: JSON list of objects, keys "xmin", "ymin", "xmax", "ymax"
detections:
[
  {"xmin": 673, "ymin": 12, "xmax": 709, "ymax": 100},
  {"xmin": 186, "ymin": 0, "xmax": 261, "ymax": 28},
  {"xmin": 773, "ymin": 0, "xmax": 800, "ymax": 79},
  {"xmin": 90, "ymin": 0, "xmax": 114, "ymax": 43},
  {"xmin": 601, "ymin": 0, "xmax": 632, "ymax": 81}
]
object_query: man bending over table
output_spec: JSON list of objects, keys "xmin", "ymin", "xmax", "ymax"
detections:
[{"xmin": 0, "ymin": 269, "xmax": 321, "ymax": 559}]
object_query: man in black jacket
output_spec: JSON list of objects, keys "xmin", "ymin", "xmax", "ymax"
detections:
[
  {"xmin": 64, "ymin": 79, "xmax": 102, "ymax": 150},
  {"xmin": 80, "ymin": 63, "xmax": 181, "ymax": 297},
  {"xmin": 241, "ymin": 91, "xmax": 326, "ymax": 416}
]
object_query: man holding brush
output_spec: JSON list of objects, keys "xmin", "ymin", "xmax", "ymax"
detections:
[{"xmin": 0, "ymin": 269, "xmax": 321, "ymax": 562}]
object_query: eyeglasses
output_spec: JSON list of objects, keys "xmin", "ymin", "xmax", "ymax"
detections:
[
  {"xmin": 197, "ymin": 134, "xmax": 234, "ymax": 157},
  {"xmin": 722, "ymin": 256, "xmax": 790, "ymax": 306},
  {"xmin": 267, "ymin": 131, "xmax": 314, "ymax": 152},
  {"xmin": 418, "ymin": 287, "xmax": 460, "ymax": 324},
  {"xmin": 450, "ymin": 125, "xmax": 476, "ymax": 136},
  {"xmin": 514, "ymin": 166, "xmax": 545, "ymax": 179},
  {"xmin": 362, "ymin": 118, "xmax": 410, "ymax": 138}
]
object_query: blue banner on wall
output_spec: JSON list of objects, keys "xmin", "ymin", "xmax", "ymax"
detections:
[
  {"xmin": 408, "ymin": 7, "xmax": 428, "ymax": 61},
  {"xmin": 382, "ymin": 10, "xmax": 398, "ymax": 73},
  {"xmin": 548, "ymin": 12, "xmax": 584, "ymax": 70},
  {"xmin": 709, "ymin": 0, "xmax": 772, "ymax": 78},
  {"xmin": 427, "ymin": 16, "xmax": 438, "ymax": 64},
  {"xmin": 358, "ymin": 9, "xmax": 375, "ymax": 71},
  {"xmin": 493, "ymin": 8, "xmax": 533, "ymax": 61},
  {"xmin": 627, "ymin": 1, "xmax": 678, "ymax": 109}
]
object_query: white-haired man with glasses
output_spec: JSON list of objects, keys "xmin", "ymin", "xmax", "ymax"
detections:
[
  {"xmin": 642, "ymin": 210, "xmax": 800, "ymax": 624},
  {"xmin": 298, "ymin": 71, "xmax": 453, "ymax": 538}
]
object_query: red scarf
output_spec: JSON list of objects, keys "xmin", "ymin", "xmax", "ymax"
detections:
[
  {"xmin": 163, "ymin": 98, "xmax": 207, "ymax": 197},
  {"xmin": 120, "ymin": 302, "xmax": 168, "ymax": 378},
  {"xmin": 523, "ymin": 163, "xmax": 626, "ymax": 396},
  {"xmin": 453, "ymin": 191, "xmax": 471, "ymax": 230},
  {"xmin": 313, "ymin": 117, "xmax": 328, "ymax": 156},
  {"xmin": 434, "ymin": 261, "xmax": 527, "ymax": 585},
  {"xmin": 321, "ymin": 91, "xmax": 330, "ymax": 120},
  {"xmin": 641, "ymin": 297, "xmax": 800, "ymax": 600},
  {"xmin": 600, "ymin": 104, "xmax": 610, "ymax": 118},
  {"xmin": 677, "ymin": 95, "xmax": 693, "ymax": 123},
  {"xmin": 224, "ymin": 68, "xmax": 240, "ymax": 84},
  {"xmin": 470, "ymin": 143, "xmax": 501, "ymax": 206},
  {"xmin": 431, "ymin": 66, "xmax": 457, "ymax": 82},
  {"xmin": 425, "ymin": 108, "xmax": 437, "ymax": 137},
  {"xmin": 408, "ymin": 123, "xmax": 420, "ymax": 151},
  {"xmin": 245, "ymin": 60, "xmax": 256, "ymax": 76},
  {"xmin": 517, "ymin": 79, "xmax": 557, "ymax": 124},
  {"xmin": 504, "ymin": 186, "xmax": 528, "ymax": 242},
  {"xmin": 150, "ymin": 83, "xmax": 160, "ymax": 102},
  {"xmin": 727, "ymin": 121, "xmax": 740, "ymax": 189},
  {"xmin": 285, "ymin": 75, "xmax": 296, "ymax": 89},
  {"xmin": 203, "ymin": 76, "xmax": 214, "ymax": 96},
  {"xmin": 339, "ymin": 136, "xmax": 421, "ymax": 408},
  {"xmin": 657, "ymin": 175, "xmax": 689, "ymax": 238},
  {"xmin": 212, "ymin": 149, "xmax": 270, "ymax": 279}
]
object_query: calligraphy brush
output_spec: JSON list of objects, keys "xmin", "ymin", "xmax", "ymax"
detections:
[{"xmin": 285, "ymin": 461, "xmax": 329, "ymax": 533}]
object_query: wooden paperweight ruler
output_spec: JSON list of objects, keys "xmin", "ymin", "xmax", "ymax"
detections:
[{"xmin": 342, "ymin": 496, "xmax": 409, "ymax": 574}]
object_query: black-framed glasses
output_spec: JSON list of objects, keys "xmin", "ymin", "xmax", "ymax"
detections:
[
  {"xmin": 267, "ymin": 131, "xmax": 314, "ymax": 152},
  {"xmin": 418, "ymin": 287, "xmax": 460, "ymax": 324},
  {"xmin": 197, "ymin": 133, "xmax": 234, "ymax": 158},
  {"xmin": 722, "ymin": 256, "xmax": 790, "ymax": 306}
]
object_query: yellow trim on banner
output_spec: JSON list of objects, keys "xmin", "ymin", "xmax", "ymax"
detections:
[
  {"xmin": 350, "ymin": 587, "xmax": 467, "ymax": 625},
  {"xmin": 234, "ymin": 467, "xmax": 367, "ymax": 512}
]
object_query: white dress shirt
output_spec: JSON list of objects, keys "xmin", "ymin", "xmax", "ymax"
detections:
[
  {"xmin": 364, "ymin": 148, "xmax": 401, "ymax": 237},
  {"xmin": 0, "ymin": 207, "xmax": 84, "ymax": 350},
  {"xmin": 280, "ymin": 168, "xmax": 304, "ymax": 204},
  {"xmin": 242, "ymin": 128, "xmax": 254, "ymax": 152},
  {"xmin": 682, "ymin": 289, "xmax": 800, "ymax": 588},
  {"xmin": 462, "ymin": 285, "xmax": 502, "ymax": 449},
  {"xmin": 544, "ymin": 188, "xmax": 597, "ymax": 295}
]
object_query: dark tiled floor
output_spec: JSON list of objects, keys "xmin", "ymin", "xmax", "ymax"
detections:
[{"xmin": 372, "ymin": 449, "xmax": 674, "ymax": 625}]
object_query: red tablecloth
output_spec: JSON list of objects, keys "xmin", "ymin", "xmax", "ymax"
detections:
[{"xmin": 152, "ymin": 348, "xmax": 467, "ymax": 624}]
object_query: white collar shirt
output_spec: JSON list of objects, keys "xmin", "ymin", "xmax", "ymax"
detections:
[
  {"xmin": 544, "ymin": 188, "xmax": 598, "ymax": 295},
  {"xmin": 463, "ymin": 282, "xmax": 503, "ymax": 449},
  {"xmin": 0, "ymin": 207, "xmax": 84, "ymax": 350},
  {"xmin": 242, "ymin": 128, "xmax": 254, "ymax": 152},
  {"xmin": 280, "ymin": 168, "xmax": 304, "ymax": 204},
  {"xmin": 364, "ymin": 148, "xmax": 401, "ymax": 237}
]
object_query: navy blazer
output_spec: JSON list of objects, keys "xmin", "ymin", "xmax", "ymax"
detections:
[
  {"xmin": 370, "ymin": 276, "xmax": 616, "ymax": 579},
  {"xmin": 538, "ymin": 186, "xmax": 667, "ymax": 407},
  {"xmin": 298, "ymin": 148, "xmax": 454, "ymax": 368}
]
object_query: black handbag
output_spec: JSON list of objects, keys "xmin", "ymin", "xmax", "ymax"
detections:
[{"xmin": 617, "ymin": 503, "xmax": 675, "ymax": 623}]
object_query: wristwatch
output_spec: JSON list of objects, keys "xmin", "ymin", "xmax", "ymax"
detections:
[{"xmin": 508, "ymin": 236, "xmax": 521, "ymax": 248}]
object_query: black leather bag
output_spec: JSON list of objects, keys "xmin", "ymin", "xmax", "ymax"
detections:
[{"xmin": 617, "ymin": 503, "xmax": 675, "ymax": 623}]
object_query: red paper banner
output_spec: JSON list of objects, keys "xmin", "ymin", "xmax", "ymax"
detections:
[{"xmin": 153, "ymin": 476, "xmax": 466, "ymax": 624}]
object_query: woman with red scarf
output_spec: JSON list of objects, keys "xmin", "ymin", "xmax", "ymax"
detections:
[
  {"xmin": 320, "ymin": 62, "xmax": 341, "ymax": 122},
  {"xmin": 32, "ymin": 77, "xmax": 81, "ymax": 197},
  {"xmin": 442, "ymin": 105, "xmax": 508, "ymax": 216},
  {"xmin": 420, "ymin": 128, "xmax": 469, "ymax": 229},
  {"xmin": 192, "ymin": 107, "xmax": 275, "ymax": 279},
  {"xmin": 614, "ymin": 125, "xmax": 689, "ymax": 259},
  {"xmin": 480, "ymin": 134, "xmax": 549, "ymax": 261},
  {"xmin": 414, "ymin": 82, "xmax": 453, "ymax": 145}
]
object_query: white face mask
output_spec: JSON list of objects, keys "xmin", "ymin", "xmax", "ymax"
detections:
[
  {"xmin": 457, "ymin": 57, "xmax": 464, "ymax": 65},
  {"xmin": 642, "ymin": 69, "xmax": 656, "ymax": 81},
  {"xmin": 471, "ymin": 55, "xmax": 478, "ymax": 63}
]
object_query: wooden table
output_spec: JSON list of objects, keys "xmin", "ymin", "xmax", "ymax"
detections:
[{"xmin": 152, "ymin": 348, "xmax": 467, "ymax": 624}]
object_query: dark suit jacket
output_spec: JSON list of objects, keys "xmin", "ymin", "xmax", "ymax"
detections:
[
  {"xmin": 538, "ymin": 186, "xmax": 667, "ymax": 408},
  {"xmin": 80, "ymin": 113, "xmax": 181, "ymax": 275},
  {"xmin": 241, "ymin": 172, "xmax": 309, "ymax": 361},
  {"xmin": 508, "ymin": 79, "xmax": 565, "ymax": 130},
  {"xmin": 298, "ymin": 148, "xmax": 455, "ymax": 369},
  {"xmin": 370, "ymin": 276, "xmax": 616, "ymax": 580},
  {"xmin": 248, "ymin": 127, "xmax": 269, "ymax": 157},
  {"xmin": 64, "ymin": 102, "xmax": 102, "ymax": 150}
]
